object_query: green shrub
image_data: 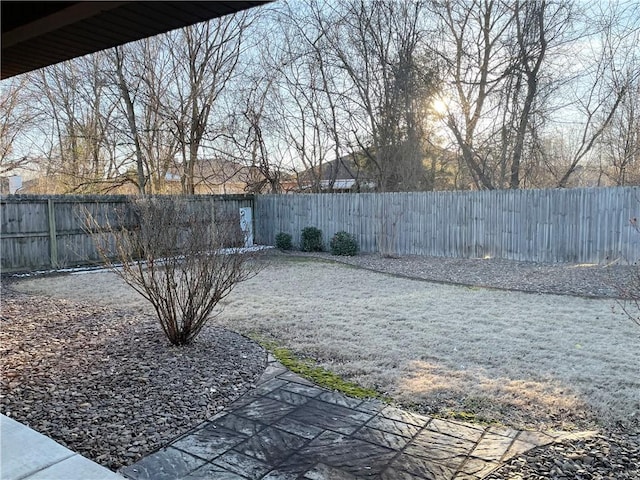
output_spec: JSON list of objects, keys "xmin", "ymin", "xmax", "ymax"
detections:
[
  {"xmin": 275, "ymin": 232, "xmax": 293, "ymax": 250},
  {"xmin": 330, "ymin": 231, "xmax": 359, "ymax": 256},
  {"xmin": 300, "ymin": 226, "xmax": 323, "ymax": 252}
]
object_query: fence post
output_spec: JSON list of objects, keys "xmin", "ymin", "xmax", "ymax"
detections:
[{"xmin": 47, "ymin": 198, "xmax": 58, "ymax": 268}]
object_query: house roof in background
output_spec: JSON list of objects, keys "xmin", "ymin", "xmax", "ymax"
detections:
[
  {"xmin": 300, "ymin": 155, "xmax": 376, "ymax": 182},
  {"xmin": 1, "ymin": 1, "xmax": 269, "ymax": 79}
]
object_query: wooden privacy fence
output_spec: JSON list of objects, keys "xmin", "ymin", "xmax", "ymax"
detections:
[
  {"xmin": 3, "ymin": 188, "xmax": 640, "ymax": 272},
  {"xmin": 0, "ymin": 194, "xmax": 253, "ymax": 273},
  {"xmin": 255, "ymin": 187, "xmax": 640, "ymax": 264}
]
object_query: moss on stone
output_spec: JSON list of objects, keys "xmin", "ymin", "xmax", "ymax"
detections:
[{"xmin": 257, "ymin": 338, "xmax": 388, "ymax": 401}]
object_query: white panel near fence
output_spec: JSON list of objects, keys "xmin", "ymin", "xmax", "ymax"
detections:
[
  {"xmin": 254, "ymin": 187, "xmax": 640, "ymax": 264},
  {"xmin": 239, "ymin": 207, "xmax": 253, "ymax": 247}
]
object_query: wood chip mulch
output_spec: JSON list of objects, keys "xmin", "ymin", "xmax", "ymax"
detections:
[
  {"xmin": 288, "ymin": 250, "xmax": 637, "ymax": 299},
  {"xmin": 487, "ymin": 431, "xmax": 640, "ymax": 480},
  {"xmin": 0, "ymin": 282, "xmax": 266, "ymax": 471}
]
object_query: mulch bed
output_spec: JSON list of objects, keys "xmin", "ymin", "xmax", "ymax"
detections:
[
  {"xmin": 289, "ymin": 251, "xmax": 637, "ymax": 299},
  {"xmin": 488, "ymin": 430, "xmax": 640, "ymax": 480},
  {"xmin": 0, "ymin": 281, "xmax": 265, "ymax": 471}
]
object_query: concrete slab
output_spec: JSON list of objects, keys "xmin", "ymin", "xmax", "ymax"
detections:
[
  {"xmin": 28, "ymin": 454, "xmax": 125, "ymax": 480},
  {"xmin": 0, "ymin": 414, "xmax": 124, "ymax": 480},
  {"xmin": 1, "ymin": 414, "xmax": 74, "ymax": 480}
]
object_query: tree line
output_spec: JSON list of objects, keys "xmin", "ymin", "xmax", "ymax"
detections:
[{"xmin": 1, "ymin": 0, "xmax": 638, "ymax": 194}]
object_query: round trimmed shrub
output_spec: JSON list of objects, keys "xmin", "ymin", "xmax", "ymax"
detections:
[
  {"xmin": 301, "ymin": 226, "xmax": 323, "ymax": 252},
  {"xmin": 330, "ymin": 231, "xmax": 358, "ymax": 256},
  {"xmin": 275, "ymin": 232, "xmax": 293, "ymax": 250}
]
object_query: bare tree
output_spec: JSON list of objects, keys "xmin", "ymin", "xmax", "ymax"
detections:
[
  {"xmin": 105, "ymin": 38, "xmax": 183, "ymax": 194},
  {"xmin": 225, "ymin": 67, "xmax": 285, "ymax": 194},
  {"xmin": 8, "ymin": 0, "xmax": 637, "ymax": 194},
  {"xmin": 322, "ymin": 0, "xmax": 438, "ymax": 192},
  {"xmin": 431, "ymin": 0, "xmax": 510, "ymax": 190},
  {"xmin": 552, "ymin": 1, "xmax": 639, "ymax": 188},
  {"xmin": 136, "ymin": 38, "xmax": 183, "ymax": 193},
  {"xmin": 28, "ymin": 53, "xmax": 127, "ymax": 193},
  {"xmin": 597, "ymin": 67, "xmax": 640, "ymax": 186},
  {"xmin": 285, "ymin": 0, "xmax": 350, "ymax": 192},
  {"xmin": 507, "ymin": 0, "xmax": 553, "ymax": 189},
  {"xmin": 554, "ymin": 79, "xmax": 629, "ymax": 189},
  {"xmin": 88, "ymin": 197, "xmax": 261, "ymax": 346},
  {"xmin": 214, "ymin": 14, "xmax": 294, "ymax": 195},
  {"xmin": 250, "ymin": 0, "xmax": 439, "ymax": 193},
  {"xmin": 235, "ymin": 3, "xmax": 344, "ymax": 194},
  {"xmin": 112, "ymin": 46, "xmax": 146, "ymax": 194},
  {"xmin": 166, "ymin": 13, "xmax": 252, "ymax": 195},
  {"xmin": 273, "ymin": 40, "xmax": 338, "ymax": 193},
  {"xmin": 430, "ymin": 0, "xmax": 572, "ymax": 190},
  {"xmin": 0, "ymin": 76, "xmax": 40, "ymax": 176}
]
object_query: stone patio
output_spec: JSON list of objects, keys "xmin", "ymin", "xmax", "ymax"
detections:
[{"xmin": 120, "ymin": 356, "xmax": 593, "ymax": 480}]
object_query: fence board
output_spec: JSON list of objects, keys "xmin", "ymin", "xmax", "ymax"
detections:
[
  {"xmin": 255, "ymin": 187, "xmax": 640, "ymax": 264},
  {"xmin": 1, "ymin": 194, "xmax": 253, "ymax": 273}
]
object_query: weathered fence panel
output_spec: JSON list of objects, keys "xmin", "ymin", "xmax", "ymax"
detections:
[
  {"xmin": 0, "ymin": 194, "xmax": 254, "ymax": 273},
  {"xmin": 255, "ymin": 187, "xmax": 640, "ymax": 264},
  {"xmin": 4, "ymin": 188, "xmax": 640, "ymax": 272}
]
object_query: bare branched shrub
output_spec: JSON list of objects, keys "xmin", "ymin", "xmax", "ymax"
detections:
[
  {"xmin": 617, "ymin": 284, "xmax": 640, "ymax": 328},
  {"xmin": 86, "ymin": 197, "xmax": 261, "ymax": 345},
  {"xmin": 613, "ymin": 217, "xmax": 640, "ymax": 328}
]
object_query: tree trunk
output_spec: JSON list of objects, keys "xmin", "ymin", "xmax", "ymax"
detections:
[{"xmin": 114, "ymin": 47, "xmax": 146, "ymax": 194}]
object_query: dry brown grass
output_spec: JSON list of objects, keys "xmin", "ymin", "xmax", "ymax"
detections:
[{"xmin": 12, "ymin": 256, "xmax": 640, "ymax": 432}]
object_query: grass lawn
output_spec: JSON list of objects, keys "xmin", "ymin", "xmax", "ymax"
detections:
[{"xmin": 14, "ymin": 255, "xmax": 640, "ymax": 433}]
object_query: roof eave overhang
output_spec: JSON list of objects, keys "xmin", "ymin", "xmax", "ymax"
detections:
[{"xmin": 1, "ymin": 1, "xmax": 270, "ymax": 80}]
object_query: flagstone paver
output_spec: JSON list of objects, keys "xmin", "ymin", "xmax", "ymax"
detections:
[{"xmin": 120, "ymin": 357, "xmax": 596, "ymax": 480}]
